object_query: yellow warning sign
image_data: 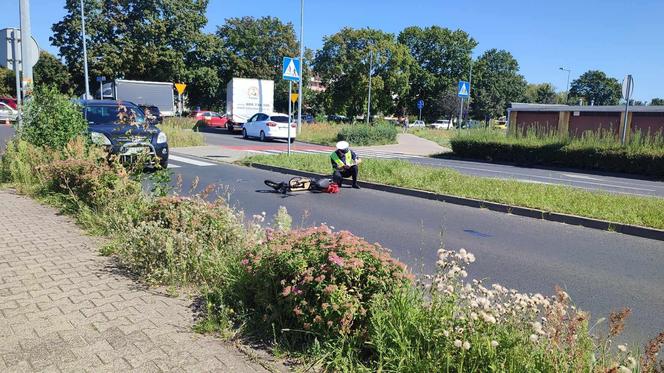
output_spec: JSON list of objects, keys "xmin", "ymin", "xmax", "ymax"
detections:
[
  {"xmin": 290, "ymin": 93, "xmax": 299, "ymax": 103},
  {"xmin": 175, "ymin": 83, "xmax": 187, "ymax": 95}
]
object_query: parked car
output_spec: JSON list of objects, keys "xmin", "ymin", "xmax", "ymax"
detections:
[
  {"xmin": 430, "ymin": 119, "xmax": 451, "ymax": 129},
  {"xmin": 0, "ymin": 97, "xmax": 18, "ymax": 110},
  {"xmin": 327, "ymin": 114, "xmax": 349, "ymax": 123},
  {"xmin": 0, "ymin": 102, "xmax": 18, "ymax": 122},
  {"xmin": 80, "ymin": 100, "xmax": 169, "ymax": 168},
  {"xmin": 200, "ymin": 112, "xmax": 229, "ymax": 129},
  {"xmin": 410, "ymin": 120, "xmax": 426, "ymax": 128},
  {"xmin": 139, "ymin": 105, "xmax": 163, "ymax": 125},
  {"xmin": 242, "ymin": 112, "xmax": 296, "ymax": 143}
]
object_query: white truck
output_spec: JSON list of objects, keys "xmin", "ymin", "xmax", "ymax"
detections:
[
  {"xmin": 103, "ymin": 79, "xmax": 176, "ymax": 117},
  {"xmin": 225, "ymin": 78, "xmax": 274, "ymax": 131}
]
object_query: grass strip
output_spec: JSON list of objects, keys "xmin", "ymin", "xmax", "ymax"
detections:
[
  {"xmin": 408, "ymin": 128, "xmax": 455, "ymax": 148},
  {"xmin": 160, "ymin": 118, "xmax": 205, "ymax": 147},
  {"xmin": 243, "ymin": 153, "xmax": 664, "ymax": 230}
]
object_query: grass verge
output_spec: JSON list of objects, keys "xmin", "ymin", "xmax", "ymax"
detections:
[
  {"xmin": 409, "ymin": 127, "xmax": 456, "ymax": 148},
  {"xmin": 298, "ymin": 121, "xmax": 399, "ymax": 146},
  {"xmin": 242, "ymin": 153, "xmax": 664, "ymax": 230},
  {"xmin": 161, "ymin": 117, "xmax": 206, "ymax": 147}
]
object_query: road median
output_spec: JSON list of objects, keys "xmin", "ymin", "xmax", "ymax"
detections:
[{"xmin": 242, "ymin": 154, "xmax": 664, "ymax": 241}]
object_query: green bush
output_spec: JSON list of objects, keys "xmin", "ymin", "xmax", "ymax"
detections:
[
  {"xmin": 337, "ymin": 123, "xmax": 398, "ymax": 146},
  {"xmin": 225, "ymin": 225, "xmax": 412, "ymax": 345},
  {"xmin": 449, "ymin": 128, "xmax": 664, "ymax": 178},
  {"xmin": 21, "ymin": 86, "xmax": 88, "ymax": 149}
]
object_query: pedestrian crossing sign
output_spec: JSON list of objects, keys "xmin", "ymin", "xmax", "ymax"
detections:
[
  {"xmin": 282, "ymin": 57, "xmax": 301, "ymax": 81},
  {"xmin": 458, "ymin": 81, "xmax": 470, "ymax": 97}
]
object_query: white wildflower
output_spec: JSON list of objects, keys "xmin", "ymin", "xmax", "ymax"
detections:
[
  {"xmin": 462, "ymin": 341, "xmax": 471, "ymax": 350},
  {"xmin": 454, "ymin": 339, "xmax": 462, "ymax": 348},
  {"xmin": 470, "ymin": 312, "xmax": 478, "ymax": 321},
  {"xmin": 443, "ymin": 330, "xmax": 449, "ymax": 337},
  {"xmin": 617, "ymin": 344, "xmax": 627, "ymax": 353},
  {"xmin": 529, "ymin": 334, "xmax": 538, "ymax": 343},
  {"xmin": 490, "ymin": 340, "xmax": 499, "ymax": 348},
  {"xmin": 618, "ymin": 366, "xmax": 631, "ymax": 373},
  {"xmin": 626, "ymin": 357, "xmax": 637, "ymax": 369},
  {"xmin": 460, "ymin": 270, "xmax": 468, "ymax": 278}
]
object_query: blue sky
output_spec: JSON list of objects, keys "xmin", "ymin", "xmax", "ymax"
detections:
[{"xmin": 1, "ymin": 0, "xmax": 662, "ymax": 101}]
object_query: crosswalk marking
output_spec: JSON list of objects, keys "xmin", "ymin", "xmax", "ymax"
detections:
[{"xmin": 169, "ymin": 155, "xmax": 215, "ymax": 167}]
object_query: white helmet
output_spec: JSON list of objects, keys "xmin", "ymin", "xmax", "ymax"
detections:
[{"xmin": 336, "ymin": 141, "xmax": 349, "ymax": 150}]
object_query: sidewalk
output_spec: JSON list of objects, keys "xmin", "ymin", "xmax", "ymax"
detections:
[
  {"xmin": 0, "ymin": 190, "xmax": 268, "ymax": 372},
  {"xmin": 355, "ymin": 133, "xmax": 450, "ymax": 156}
]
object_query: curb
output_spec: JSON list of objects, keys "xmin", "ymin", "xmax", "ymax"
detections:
[{"xmin": 248, "ymin": 163, "xmax": 664, "ymax": 242}]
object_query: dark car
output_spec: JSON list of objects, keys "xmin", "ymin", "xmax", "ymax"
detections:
[
  {"xmin": 139, "ymin": 105, "xmax": 163, "ymax": 125},
  {"xmin": 80, "ymin": 100, "xmax": 169, "ymax": 169},
  {"xmin": 327, "ymin": 114, "xmax": 348, "ymax": 123}
]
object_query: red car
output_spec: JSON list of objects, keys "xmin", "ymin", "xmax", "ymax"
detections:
[
  {"xmin": 200, "ymin": 112, "xmax": 229, "ymax": 128},
  {"xmin": 190, "ymin": 109, "xmax": 208, "ymax": 121},
  {"xmin": 0, "ymin": 97, "xmax": 18, "ymax": 110}
]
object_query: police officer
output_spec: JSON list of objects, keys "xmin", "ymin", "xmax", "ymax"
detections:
[{"xmin": 330, "ymin": 141, "xmax": 361, "ymax": 189}]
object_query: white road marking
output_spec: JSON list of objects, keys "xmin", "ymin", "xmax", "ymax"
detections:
[
  {"xmin": 168, "ymin": 164, "xmax": 181, "ymax": 168},
  {"xmin": 560, "ymin": 173, "xmax": 603, "ymax": 181},
  {"xmin": 169, "ymin": 155, "xmax": 215, "ymax": 167}
]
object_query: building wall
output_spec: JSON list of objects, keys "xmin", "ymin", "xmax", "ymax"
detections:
[
  {"xmin": 568, "ymin": 112, "xmax": 621, "ymax": 136},
  {"xmin": 631, "ymin": 113, "xmax": 664, "ymax": 136},
  {"xmin": 515, "ymin": 112, "xmax": 559, "ymax": 134}
]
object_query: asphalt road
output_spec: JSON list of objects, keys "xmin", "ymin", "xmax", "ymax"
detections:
[
  {"xmin": 166, "ymin": 153, "xmax": 664, "ymax": 344},
  {"xmin": 200, "ymin": 128, "xmax": 664, "ymax": 198}
]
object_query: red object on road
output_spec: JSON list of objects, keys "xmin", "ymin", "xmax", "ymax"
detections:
[
  {"xmin": 0, "ymin": 97, "xmax": 18, "ymax": 110},
  {"xmin": 326, "ymin": 184, "xmax": 340, "ymax": 194},
  {"xmin": 189, "ymin": 110, "xmax": 209, "ymax": 121},
  {"xmin": 202, "ymin": 113, "xmax": 229, "ymax": 128}
]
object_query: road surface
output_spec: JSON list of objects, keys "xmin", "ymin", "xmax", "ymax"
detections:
[
  {"xmin": 165, "ymin": 151, "xmax": 664, "ymax": 344},
  {"xmin": 199, "ymin": 128, "xmax": 664, "ymax": 198}
]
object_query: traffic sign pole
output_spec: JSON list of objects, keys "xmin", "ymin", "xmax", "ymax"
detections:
[
  {"xmin": 288, "ymin": 81, "xmax": 292, "ymax": 155},
  {"xmin": 10, "ymin": 30, "xmax": 22, "ymax": 130},
  {"xmin": 458, "ymin": 97, "xmax": 464, "ymax": 131},
  {"xmin": 621, "ymin": 75, "xmax": 634, "ymax": 145}
]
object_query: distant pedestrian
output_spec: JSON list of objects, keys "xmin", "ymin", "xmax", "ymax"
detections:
[{"xmin": 403, "ymin": 117, "xmax": 409, "ymax": 133}]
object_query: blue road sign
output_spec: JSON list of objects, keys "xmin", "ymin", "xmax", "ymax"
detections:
[
  {"xmin": 417, "ymin": 99, "xmax": 424, "ymax": 110},
  {"xmin": 96, "ymin": 76, "xmax": 106, "ymax": 82},
  {"xmin": 282, "ymin": 57, "xmax": 301, "ymax": 81},
  {"xmin": 458, "ymin": 81, "xmax": 470, "ymax": 97}
]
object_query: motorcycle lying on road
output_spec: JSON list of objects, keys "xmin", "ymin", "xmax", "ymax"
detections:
[{"xmin": 264, "ymin": 177, "xmax": 339, "ymax": 194}]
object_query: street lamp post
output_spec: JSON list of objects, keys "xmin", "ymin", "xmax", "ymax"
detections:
[
  {"xmin": 367, "ymin": 49, "xmax": 373, "ymax": 124},
  {"xmin": 19, "ymin": 0, "xmax": 33, "ymax": 99},
  {"xmin": 296, "ymin": 0, "xmax": 304, "ymax": 134},
  {"xmin": 80, "ymin": 0, "xmax": 91, "ymax": 99},
  {"xmin": 559, "ymin": 67, "xmax": 571, "ymax": 104}
]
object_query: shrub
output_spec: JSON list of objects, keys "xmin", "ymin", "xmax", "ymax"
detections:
[
  {"xmin": 0, "ymin": 139, "xmax": 51, "ymax": 190},
  {"xmin": 226, "ymin": 225, "xmax": 413, "ymax": 346},
  {"xmin": 21, "ymin": 85, "xmax": 88, "ymax": 149},
  {"xmin": 337, "ymin": 123, "xmax": 398, "ymax": 146},
  {"xmin": 110, "ymin": 196, "xmax": 250, "ymax": 285}
]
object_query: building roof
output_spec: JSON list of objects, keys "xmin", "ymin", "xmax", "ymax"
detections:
[{"xmin": 510, "ymin": 103, "xmax": 664, "ymax": 113}]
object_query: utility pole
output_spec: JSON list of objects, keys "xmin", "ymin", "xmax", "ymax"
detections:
[
  {"xmin": 19, "ymin": 0, "xmax": 33, "ymax": 99},
  {"xmin": 367, "ymin": 49, "xmax": 373, "ymax": 124},
  {"xmin": 80, "ymin": 0, "xmax": 91, "ymax": 99},
  {"xmin": 466, "ymin": 57, "xmax": 473, "ymax": 125},
  {"xmin": 559, "ymin": 67, "xmax": 571, "ymax": 104},
  {"xmin": 296, "ymin": 0, "xmax": 304, "ymax": 134},
  {"xmin": 10, "ymin": 30, "xmax": 22, "ymax": 129}
]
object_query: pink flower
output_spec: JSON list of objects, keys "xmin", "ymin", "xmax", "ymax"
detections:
[
  {"xmin": 281, "ymin": 286, "xmax": 292, "ymax": 297},
  {"xmin": 240, "ymin": 259, "xmax": 249, "ymax": 266},
  {"xmin": 328, "ymin": 252, "xmax": 345, "ymax": 266}
]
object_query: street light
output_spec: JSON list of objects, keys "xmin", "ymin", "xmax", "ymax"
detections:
[
  {"xmin": 296, "ymin": 0, "xmax": 304, "ymax": 134},
  {"xmin": 559, "ymin": 67, "xmax": 571, "ymax": 104},
  {"xmin": 80, "ymin": 0, "xmax": 91, "ymax": 99},
  {"xmin": 367, "ymin": 48, "xmax": 375, "ymax": 124}
]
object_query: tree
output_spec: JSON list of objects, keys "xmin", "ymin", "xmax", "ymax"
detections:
[
  {"xmin": 470, "ymin": 49, "xmax": 527, "ymax": 120},
  {"xmin": 314, "ymin": 27, "xmax": 413, "ymax": 119},
  {"xmin": 0, "ymin": 68, "xmax": 16, "ymax": 97},
  {"xmin": 216, "ymin": 16, "xmax": 305, "ymax": 113},
  {"xmin": 650, "ymin": 98, "xmax": 664, "ymax": 106},
  {"xmin": 524, "ymin": 83, "xmax": 558, "ymax": 104},
  {"xmin": 568, "ymin": 70, "xmax": 621, "ymax": 106},
  {"xmin": 397, "ymin": 26, "xmax": 476, "ymax": 121},
  {"xmin": 34, "ymin": 51, "xmax": 74, "ymax": 94},
  {"xmin": 51, "ymin": 0, "xmax": 210, "ymax": 95}
]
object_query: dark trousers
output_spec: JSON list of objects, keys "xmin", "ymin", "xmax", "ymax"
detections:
[{"xmin": 333, "ymin": 165, "xmax": 358, "ymax": 186}]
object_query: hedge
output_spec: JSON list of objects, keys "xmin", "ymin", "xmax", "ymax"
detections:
[{"xmin": 449, "ymin": 139, "xmax": 664, "ymax": 179}]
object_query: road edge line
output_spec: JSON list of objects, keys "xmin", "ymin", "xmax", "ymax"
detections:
[{"xmin": 248, "ymin": 163, "xmax": 664, "ymax": 242}]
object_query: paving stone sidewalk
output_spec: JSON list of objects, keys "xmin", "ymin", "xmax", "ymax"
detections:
[{"xmin": 0, "ymin": 190, "xmax": 268, "ymax": 372}]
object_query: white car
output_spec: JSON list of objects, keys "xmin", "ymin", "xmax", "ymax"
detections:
[
  {"xmin": 242, "ymin": 112, "xmax": 296, "ymax": 143},
  {"xmin": 430, "ymin": 119, "xmax": 451, "ymax": 129},
  {"xmin": 0, "ymin": 102, "xmax": 18, "ymax": 123},
  {"xmin": 410, "ymin": 120, "xmax": 426, "ymax": 128}
]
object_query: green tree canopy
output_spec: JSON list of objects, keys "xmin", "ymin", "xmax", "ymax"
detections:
[
  {"xmin": 215, "ymin": 16, "xmax": 304, "ymax": 113},
  {"xmin": 398, "ymin": 26, "xmax": 476, "ymax": 121},
  {"xmin": 524, "ymin": 83, "xmax": 558, "ymax": 104},
  {"xmin": 0, "ymin": 68, "xmax": 16, "ymax": 97},
  {"xmin": 568, "ymin": 70, "xmax": 621, "ymax": 106},
  {"xmin": 51, "ymin": 0, "xmax": 209, "ymax": 95},
  {"xmin": 470, "ymin": 49, "xmax": 526, "ymax": 120},
  {"xmin": 34, "ymin": 51, "xmax": 74, "ymax": 94},
  {"xmin": 314, "ymin": 27, "xmax": 413, "ymax": 119},
  {"xmin": 650, "ymin": 98, "xmax": 664, "ymax": 106}
]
